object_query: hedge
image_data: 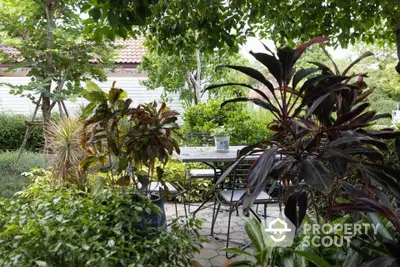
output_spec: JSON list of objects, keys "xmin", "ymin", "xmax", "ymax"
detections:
[{"xmin": 0, "ymin": 113, "xmax": 44, "ymax": 152}]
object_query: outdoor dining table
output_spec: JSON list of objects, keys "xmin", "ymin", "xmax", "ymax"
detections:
[
  {"xmin": 173, "ymin": 145, "xmax": 246, "ymax": 162},
  {"xmin": 172, "ymin": 146, "xmax": 260, "ymax": 216}
]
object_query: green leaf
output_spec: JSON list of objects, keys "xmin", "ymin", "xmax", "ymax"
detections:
[
  {"xmin": 117, "ymin": 26, "xmax": 128, "ymax": 39},
  {"xmin": 224, "ymin": 247, "xmax": 252, "ymax": 257},
  {"xmin": 90, "ymin": 177, "xmax": 105, "ymax": 197},
  {"xmin": 89, "ymin": 8, "xmax": 101, "ymax": 21},
  {"xmin": 335, "ymin": 197, "xmax": 350, "ymax": 204},
  {"xmin": 109, "ymin": 88, "xmax": 127, "ymax": 104},
  {"xmin": 107, "ymin": 11, "xmax": 119, "ymax": 27},
  {"xmin": 342, "ymin": 248, "xmax": 363, "ymax": 267},
  {"xmin": 82, "ymin": 102, "xmax": 97, "ymax": 118},
  {"xmin": 294, "ymin": 251, "xmax": 332, "ymax": 267},
  {"xmin": 367, "ymin": 213, "xmax": 392, "ymax": 239},
  {"xmin": 244, "ymin": 218, "xmax": 266, "ymax": 254},
  {"xmin": 86, "ymin": 80, "xmax": 103, "ymax": 92},
  {"xmin": 79, "ymin": 156, "xmax": 100, "ymax": 172},
  {"xmin": 93, "ymin": 28, "xmax": 103, "ymax": 43},
  {"xmin": 84, "ymin": 91, "xmax": 107, "ymax": 103}
]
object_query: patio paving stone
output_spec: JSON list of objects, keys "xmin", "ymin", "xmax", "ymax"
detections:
[
  {"xmin": 165, "ymin": 202, "xmax": 281, "ymax": 267},
  {"xmin": 197, "ymin": 248, "xmax": 219, "ymax": 259},
  {"xmin": 201, "ymin": 240, "xmax": 225, "ymax": 250},
  {"xmin": 210, "ymin": 255, "xmax": 230, "ymax": 266}
]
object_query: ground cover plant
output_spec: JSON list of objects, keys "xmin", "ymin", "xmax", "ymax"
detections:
[{"xmin": 0, "ymin": 174, "xmax": 202, "ymax": 266}]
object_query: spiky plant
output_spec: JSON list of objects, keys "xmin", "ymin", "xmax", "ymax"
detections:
[{"xmin": 46, "ymin": 118, "xmax": 86, "ymax": 185}]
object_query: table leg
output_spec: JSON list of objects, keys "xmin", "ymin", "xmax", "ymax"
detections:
[{"xmin": 189, "ymin": 161, "xmax": 221, "ymax": 216}]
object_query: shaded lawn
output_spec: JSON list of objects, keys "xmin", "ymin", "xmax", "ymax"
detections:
[{"xmin": 0, "ymin": 151, "xmax": 48, "ymax": 198}]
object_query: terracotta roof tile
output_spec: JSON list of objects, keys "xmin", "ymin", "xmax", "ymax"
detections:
[
  {"xmin": 0, "ymin": 45, "xmax": 20, "ymax": 56},
  {"xmin": 115, "ymin": 38, "xmax": 146, "ymax": 64},
  {"xmin": 0, "ymin": 38, "xmax": 146, "ymax": 64}
]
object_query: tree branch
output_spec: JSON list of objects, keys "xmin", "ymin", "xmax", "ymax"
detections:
[
  {"xmin": 182, "ymin": 62, "xmax": 199, "ymax": 104},
  {"xmin": 56, "ymin": 61, "xmax": 73, "ymax": 91}
]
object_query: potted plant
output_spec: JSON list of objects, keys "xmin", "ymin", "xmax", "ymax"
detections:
[
  {"xmin": 79, "ymin": 81, "xmax": 180, "ymax": 227},
  {"xmin": 211, "ymin": 125, "xmax": 231, "ymax": 152}
]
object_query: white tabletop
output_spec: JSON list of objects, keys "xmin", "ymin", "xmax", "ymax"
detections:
[{"xmin": 173, "ymin": 146, "xmax": 247, "ymax": 163}]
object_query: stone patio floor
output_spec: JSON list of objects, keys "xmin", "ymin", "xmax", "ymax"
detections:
[{"xmin": 165, "ymin": 202, "xmax": 281, "ymax": 267}]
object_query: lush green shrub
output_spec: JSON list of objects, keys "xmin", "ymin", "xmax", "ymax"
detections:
[
  {"xmin": 0, "ymin": 113, "xmax": 44, "ymax": 151},
  {"xmin": 163, "ymin": 160, "xmax": 212, "ymax": 202},
  {"xmin": 0, "ymin": 151, "xmax": 47, "ymax": 198},
  {"xmin": 0, "ymin": 179, "xmax": 202, "ymax": 266},
  {"xmin": 181, "ymin": 99, "xmax": 273, "ymax": 145}
]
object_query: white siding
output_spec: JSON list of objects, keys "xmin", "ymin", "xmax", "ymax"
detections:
[
  {"xmin": 0, "ymin": 77, "xmax": 184, "ymax": 123},
  {"xmin": 0, "ymin": 77, "xmax": 37, "ymax": 114}
]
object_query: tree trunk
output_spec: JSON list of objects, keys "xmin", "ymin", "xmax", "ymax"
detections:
[
  {"xmin": 42, "ymin": 94, "xmax": 52, "ymax": 154},
  {"xmin": 194, "ymin": 47, "xmax": 201, "ymax": 103},
  {"xmin": 43, "ymin": 0, "xmax": 57, "ymax": 154},
  {"xmin": 395, "ymin": 23, "xmax": 400, "ymax": 75}
]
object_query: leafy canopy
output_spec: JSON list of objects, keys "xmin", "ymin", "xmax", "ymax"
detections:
[
  {"xmin": 138, "ymin": 49, "xmax": 250, "ymax": 104},
  {"xmin": 0, "ymin": 0, "xmax": 116, "ymax": 104},
  {"xmin": 85, "ymin": 1, "xmax": 399, "ymax": 50}
]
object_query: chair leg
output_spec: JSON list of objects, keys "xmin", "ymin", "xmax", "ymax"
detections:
[
  {"xmin": 174, "ymin": 198, "xmax": 179, "ymax": 219},
  {"xmin": 188, "ymin": 177, "xmax": 192, "ymax": 213},
  {"xmin": 264, "ymin": 203, "xmax": 267, "ymax": 218},
  {"xmin": 225, "ymin": 205, "xmax": 235, "ymax": 259},
  {"xmin": 167, "ymin": 197, "xmax": 180, "ymax": 227},
  {"xmin": 182, "ymin": 194, "xmax": 188, "ymax": 218},
  {"xmin": 211, "ymin": 202, "xmax": 221, "ymax": 237},
  {"xmin": 192, "ymin": 193, "xmax": 215, "ymax": 218}
]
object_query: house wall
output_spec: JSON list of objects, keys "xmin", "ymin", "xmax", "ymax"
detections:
[{"xmin": 0, "ymin": 76, "xmax": 184, "ymax": 123}]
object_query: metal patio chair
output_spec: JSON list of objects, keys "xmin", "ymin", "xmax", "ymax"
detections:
[{"xmin": 209, "ymin": 152, "xmax": 277, "ymax": 258}]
